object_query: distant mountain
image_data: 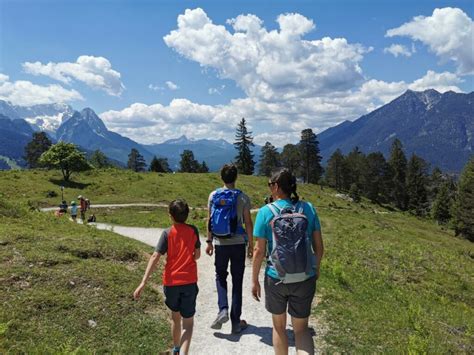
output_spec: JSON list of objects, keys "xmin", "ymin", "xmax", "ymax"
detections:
[
  {"xmin": 318, "ymin": 89, "xmax": 474, "ymax": 173},
  {"xmin": 0, "ymin": 100, "xmax": 74, "ymax": 136},
  {"xmin": 56, "ymin": 108, "xmax": 154, "ymax": 164},
  {"xmin": 144, "ymin": 135, "xmax": 262, "ymax": 171},
  {"xmin": 0, "ymin": 114, "xmax": 34, "ymax": 168}
]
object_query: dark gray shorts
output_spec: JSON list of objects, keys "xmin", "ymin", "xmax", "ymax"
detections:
[
  {"xmin": 264, "ymin": 275, "xmax": 316, "ymax": 318},
  {"xmin": 163, "ymin": 283, "xmax": 199, "ymax": 318}
]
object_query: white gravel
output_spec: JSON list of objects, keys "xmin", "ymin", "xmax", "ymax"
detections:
[{"xmin": 90, "ymin": 222, "xmax": 322, "ymax": 354}]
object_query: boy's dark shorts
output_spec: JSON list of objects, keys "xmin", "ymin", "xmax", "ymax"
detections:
[
  {"xmin": 264, "ymin": 275, "xmax": 316, "ymax": 318},
  {"xmin": 163, "ymin": 283, "xmax": 199, "ymax": 318}
]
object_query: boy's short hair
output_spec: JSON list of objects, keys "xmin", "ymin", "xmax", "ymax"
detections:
[
  {"xmin": 169, "ymin": 199, "xmax": 189, "ymax": 223},
  {"xmin": 220, "ymin": 164, "xmax": 238, "ymax": 184}
]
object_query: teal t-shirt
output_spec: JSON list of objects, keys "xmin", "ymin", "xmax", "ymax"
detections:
[{"xmin": 253, "ymin": 199, "xmax": 321, "ymax": 280}]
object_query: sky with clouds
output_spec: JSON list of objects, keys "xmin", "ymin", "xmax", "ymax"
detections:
[{"xmin": 1, "ymin": 0, "xmax": 473, "ymax": 146}]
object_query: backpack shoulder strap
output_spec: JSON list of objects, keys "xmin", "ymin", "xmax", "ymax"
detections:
[
  {"xmin": 267, "ymin": 202, "xmax": 281, "ymax": 217},
  {"xmin": 295, "ymin": 201, "xmax": 304, "ymax": 214}
]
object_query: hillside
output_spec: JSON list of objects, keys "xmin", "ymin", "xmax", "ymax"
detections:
[
  {"xmin": 0, "ymin": 198, "xmax": 170, "ymax": 353},
  {"xmin": 0, "ymin": 169, "xmax": 473, "ymax": 353}
]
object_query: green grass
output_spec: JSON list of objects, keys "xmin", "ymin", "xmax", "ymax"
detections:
[
  {"xmin": 1, "ymin": 169, "xmax": 473, "ymax": 353},
  {"xmin": 0, "ymin": 199, "xmax": 171, "ymax": 353}
]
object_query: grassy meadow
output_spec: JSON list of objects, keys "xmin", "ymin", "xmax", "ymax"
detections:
[{"xmin": 0, "ymin": 168, "xmax": 473, "ymax": 353}]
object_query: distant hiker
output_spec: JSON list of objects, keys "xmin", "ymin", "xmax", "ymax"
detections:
[
  {"xmin": 85, "ymin": 198, "xmax": 91, "ymax": 210},
  {"xmin": 59, "ymin": 200, "xmax": 68, "ymax": 213},
  {"xmin": 206, "ymin": 164, "xmax": 254, "ymax": 334},
  {"xmin": 70, "ymin": 201, "xmax": 78, "ymax": 222},
  {"xmin": 78, "ymin": 195, "xmax": 87, "ymax": 222},
  {"xmin": 134, "ymin": 199, "xmax": 201, "ymax": 355},
  {"xmin": 252, "ymin": 168, "xmax": 324, "ymax": 355},
  {"xmin": 56, "ymin": 200, "xmax": 68, "ymax": 217}
]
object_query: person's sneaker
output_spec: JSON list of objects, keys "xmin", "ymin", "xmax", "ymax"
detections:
[
  {"xmin": 231, "ymin": 320, "xmax": 248, "ymax": 334},
  {"xmin": 210, "ymin": 309, "xmax": 229, "ymax": 329}
]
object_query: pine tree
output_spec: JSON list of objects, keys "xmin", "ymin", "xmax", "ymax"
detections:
[
  {"xmin": 326, "ymin": 149, "xmax": 345, "ymax": 191},
  {"xmin": 149, "ymin": 156, "xmax": 165, "ymax": 172},
  {"xmin": 299, "ymin": 128, "xmax": 323, "ymax": 184},
  {"xmin": 234, "ymin": 118, "xmax": 255, "ymax": 175},
  {"xmin": 199, "ymin": 161, "xmax": 209, "ymax": 173},
  {"xmin": 406, "ymin": 154, "xmax": 429, "ymax": 216},
  {"xmin": 89, "ymin": 150, "xmax": 110, "ymax": 168},
  {"xmin": 363, "ymin": 152, "xmax": 391, "ymax": 203},
  {"xmin": 388, "ymin": 139, "xmax": 408, "ymax": 210},
  {"xmin": 349, "ymin": 183, "xmax": 361, "ymax": 203},
  {"xmin": 280, "ymin": 144, "xmax": 301, "ymax": 175},
  {"xmin": 431, "ymin": 181, "xmax": 454, "ymax": 224},
  {"xmin": 127, "ymin": 148, "xmax": 146, "ymax": 172},
  {"xmin": 453, "ymin": 157, "xmax": 474, "ymax": 241},
  {"xmin": 179, "ymin": 150, "xmax": 200, "ymax": 173},
  {"xmin": 345, "ymin": 147, "xmax": 366, "ymax": 190},
  {"xmin": 259, "ymin": 141, "xmax": 280, "ymax": 177},
  {"xmin": 24, "ymin": 132, "xmax": 52, "ymax": 168}
]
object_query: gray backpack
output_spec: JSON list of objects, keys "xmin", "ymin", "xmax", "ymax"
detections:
[{"xmin": 268, "ymin": 202, "xmax": 314, "ymax": 283}]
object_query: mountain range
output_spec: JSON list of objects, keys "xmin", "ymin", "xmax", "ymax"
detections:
[
  {"xmin": 318, "ymin": 89, "xmax": 473, "ymax": 173},
  {"xmin": 0, "ymin": 89, "xmax": 472, "ymax": 173}
]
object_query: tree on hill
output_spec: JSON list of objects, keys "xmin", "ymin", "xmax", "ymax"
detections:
[
  {"xmin": 149, "ymin": 156, "xmax": 171, "ymax": 173},
  {"xmin": 299, "ymin": 128, "xmax": 323, "ymax": 184},
  {"xmin": 259, "ymin": 141, "xmax": 280, "ymax": 177},
  {"xmin": 326, "ymin": 149, "xmax": 346, "ymax": 191},
  {"xmin": 453, "ymin": 157, "xmax": 474, "ymax": 241},
  {"xmin": 280, "ymin": 144, "xmax": 301, "ymax": 175},
  {"xmin": 431, "ymin": 181, "xmax": 454, "ymax": 224},
  {"xmin": 406, "ymin": 154, "xmax": 429, "ymax": 216},
  {"xmin": 389, "ymin": 139, "xmax": 408, "ymax": 210},
  {"xmin": 39, "ymin": 142, "xmax": 90, "ymax": 181},
  {"xmin": 89, "ymin": 149, "xmax": 110, "ymax": 168},
  {"xmin": 234, "ymin": 118, "xmax": 255, "ymax": 175},
  {"xmin": 363, "ymin": 152, "xmax": 391, "ymax": 203},
  {"xmin": 127, "ymin": 148, "xmax": 146, "ymax": 172},
  {"xmin": 345, "ymin": 146, "xmax": 366, "ymax": 190},
  {"xmin": 199, "ymin": 161, "xmax": 209, "ymax": 173},
  {"xmin": 24, "ymin": 132, "xmax": 52, "ymax": 168},
  {"xmin": 179, "ymin": 149, "xmax": 201, "ymax": 173},
  {"xmin": 349, "ymin": 183, "xmax": 361, "ymax": 203}
]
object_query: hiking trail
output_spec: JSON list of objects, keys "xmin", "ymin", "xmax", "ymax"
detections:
[{"xmin": 91, "ymin": 221, "xmax": 323, "ymax": 354}]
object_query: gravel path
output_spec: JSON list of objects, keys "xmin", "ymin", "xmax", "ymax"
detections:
[{"xmin": 90, "ymin": 222, "xmax": 322, "ymax": 354}]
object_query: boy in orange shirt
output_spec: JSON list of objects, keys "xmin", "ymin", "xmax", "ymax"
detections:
[{"xmin": 134, "ymin": 199, "xmax": 201, "ymax": 355}]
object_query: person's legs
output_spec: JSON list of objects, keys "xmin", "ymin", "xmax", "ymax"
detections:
[
  {"xmin": 272, "ymin": 313, "xmax": 289, "ymax": 355},
  {"xmin": 171, "ymin": 311, "xmax": 182, "ymax": 350},
  {"xmin": 214, "ymin": 245, "xmax": 231, "ymax": 312},
  {"xmin": 291, "ymin": 316, "xmax": 314, "ymax": 355},
  {"xmin": 180, "ymin": 316, "xmax": 194, "ymax": 355},
  {"xmin": 229, "ymin": 244, "xmax": 246, "ymax": 325}
]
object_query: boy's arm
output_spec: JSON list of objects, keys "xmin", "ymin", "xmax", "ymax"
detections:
[
  {"xmin": 194, "ymin": 248, "xmax": 201, "ymax": 260},
  {"xmin": 193, "ymin": 226, "xmax": 201, "ymax": 260},
  {"xmin": 133, "ymin": 251, "xmax": 161, "ymax": 300}
]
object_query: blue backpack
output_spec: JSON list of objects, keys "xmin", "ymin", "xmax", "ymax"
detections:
[
  {"xmin": 267, "ymin": 202, "xmax": 314, "ymax": 283},
  {"xmin": 209, "ymin": 188, "xmax": 244, "ymax": 238}
]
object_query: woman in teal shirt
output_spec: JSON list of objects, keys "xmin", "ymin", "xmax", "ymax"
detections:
[{"xmin": 252, "ymin": 168, "xmax": 324, "ymax": 355}]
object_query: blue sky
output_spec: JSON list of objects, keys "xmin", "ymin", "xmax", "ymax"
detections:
[{"xmin": 0, "ymin": 0, "xmax": 473, "ymax": 145}]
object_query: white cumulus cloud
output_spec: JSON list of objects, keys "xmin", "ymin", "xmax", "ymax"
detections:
[
  {"xmin": 386, "ymin": 7, "xmax": 474, "ymax": 75},
  {"xmin": 0, "ymin": 74, "xmax": 83, "ymax": 106},
  {"xmin": 165, "ymin": 81, "xmax": 179, "ymax": 90},
  {"xmin": 100, "ymin": 69, "xmax": 464, "ymax": 146},
  {"xmin": 164, "ymin": 8, "xmax": 371, "ymax": 101},
  {"xmin": 22, "ymin": 55, "xmax": 125, "ymax": 96},
  {"xmin": 384, "ymin": 44, "xmax": 413, "ymax": 57}
]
